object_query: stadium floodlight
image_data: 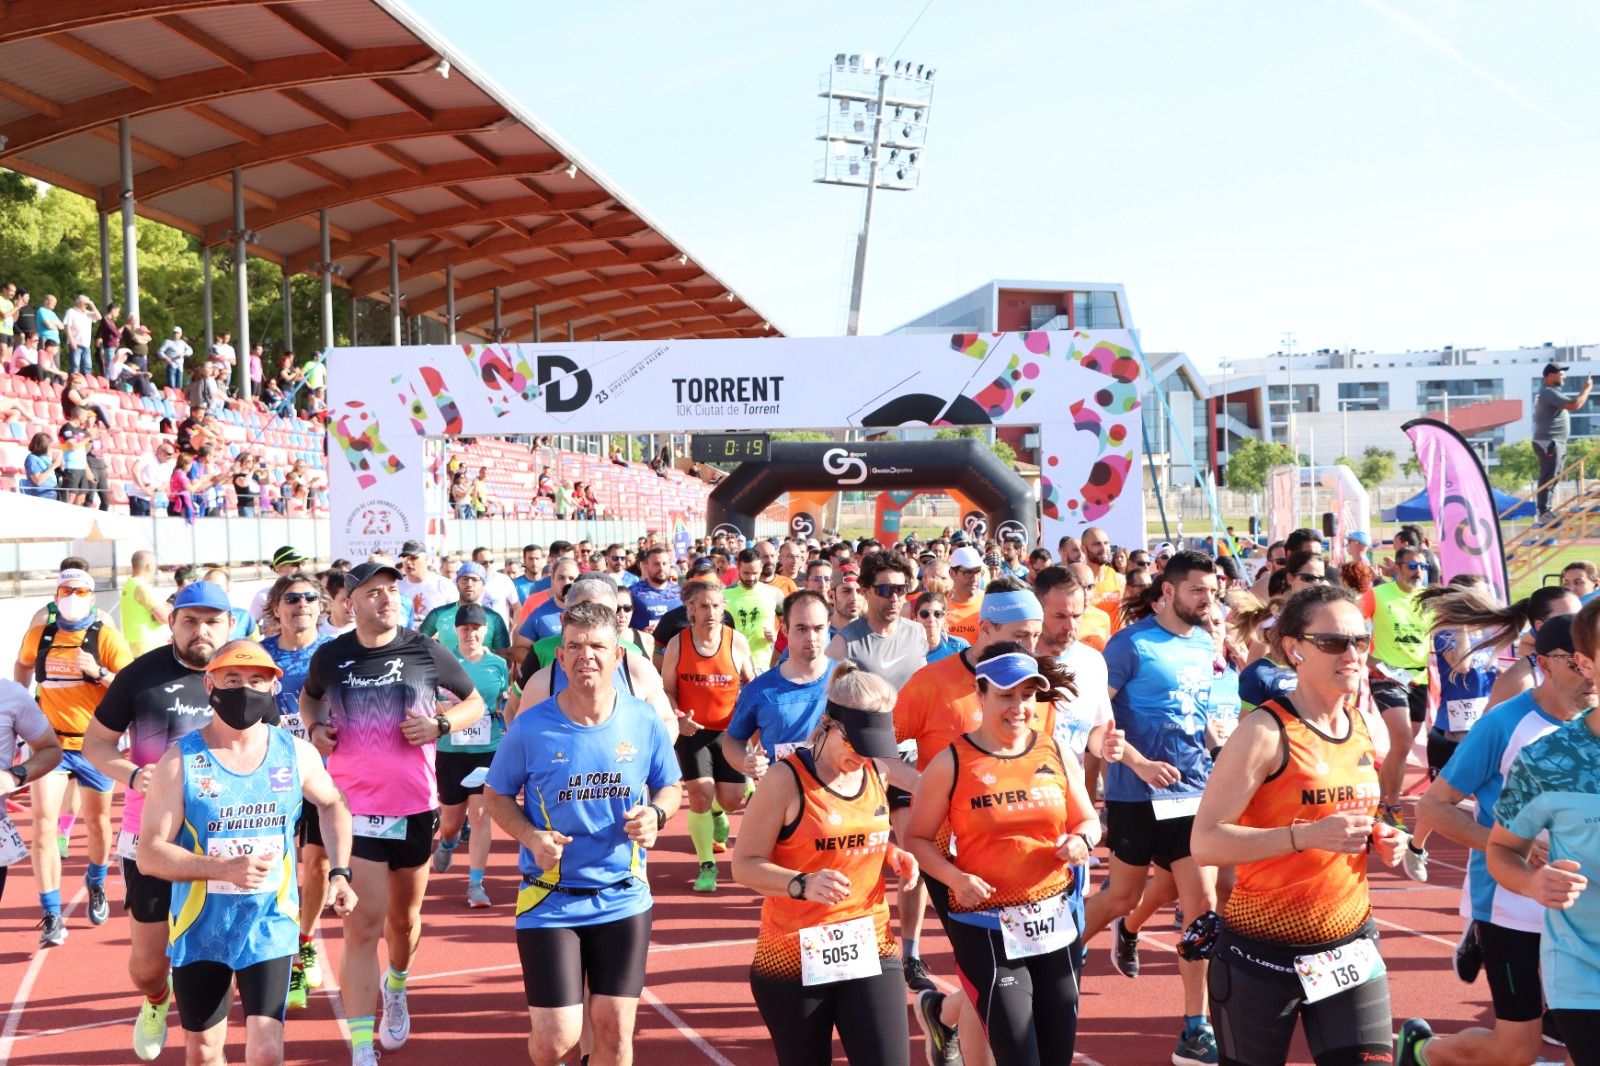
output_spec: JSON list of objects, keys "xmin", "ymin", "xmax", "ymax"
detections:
[
  {"xmin": 815, "ymin": 50, "xmax": 936, "ymax": 334},
  {"xmin": 835, "ymin": 53, "xmax": 847, "ymax": 67}
]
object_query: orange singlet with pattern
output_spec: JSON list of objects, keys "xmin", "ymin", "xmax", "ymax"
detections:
[
  {"xmin": 676, "ymin": 625, "xmax": 739, "ymax": 731},
  {"xmin": 1223, "ymin": 697, "xmax": 1382, "ymax": 944},
  {"xmin": 894, "ymin": 653, "xmax": 1056, "ymax": 771},
  {"xmin": 751, "ymin": 750, "xmax": 897, "ymax": 981},
  {"xmin": 944, "ymin": 732, "xmax": 1079, "ymax": 914}
]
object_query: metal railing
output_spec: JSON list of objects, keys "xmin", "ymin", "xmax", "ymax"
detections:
[{"xmin": 1505, "ymin": 452, "xmax": 1593, "ymax": 588}]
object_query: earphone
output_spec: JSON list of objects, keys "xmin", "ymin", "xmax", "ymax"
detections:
[{"xmin": 1291, "ymin": 651, "xmax": 1305, "ymax": 663}]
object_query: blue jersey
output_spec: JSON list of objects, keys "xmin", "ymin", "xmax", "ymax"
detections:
[
  {"xmin": 725, "ymin": 661, "xmax": 837, "ymax": 763},
  {"xmin": 926, "ymin": 634, "xmax": 970, "ymax": 665},
  {"xmin": 629, "ymin": 581, "xmax": 682, "ymax": 630},
  {"xmin": 168, "ymin": 728, "xmax": 301, "ymax": 970},
  {"xmin": 262, "ymin": 633, "xmax": 330, "ymax": 741},
  {"xmin": 1208, "ymin": 664, "xmax": 1241, "ymax": 747},
  {"xmin": 614, "ymin": 570, "xmax": 639, "ymax": 588},
  {"xmin": 1442, "ymin": 689, "xmax": 1565, "ymax": 933},
  {"xmin": 1495, "ymin": 714, "xmax": 1600, "ymax": 1010},
  {"xmin": 1433, "ymin": 629, "xmax": 1497, "ymax": 734},
  {"xmin": 486, "ymin": 693, "xmax": 680, "ymax": 929},
  {"xmin": 1102, "ymin": 616, "xmax": 1216, "ymax": 802},
  {"xmin": 1238, "ymin": 658, "xmax": 1296, "ymax": 711},
  {"xmin": 518, "ymin": 599, "xmax": 563, "ymax": 642}
]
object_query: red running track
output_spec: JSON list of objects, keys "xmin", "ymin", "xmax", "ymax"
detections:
[{"xmin": 0, "ymin": 789, "xmax": 1541, "ymax": 1066}]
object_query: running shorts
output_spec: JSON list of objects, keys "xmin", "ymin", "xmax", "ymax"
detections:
[
  {"xmin": 437, "ymin": 750, "xmax": 496, "ymax": 807},
  {"xmin": 516, "ymin": 909, "xmax": 652, "ymax": 1007},
  {"xmin": 1105, "ymin": 800, "xmax": 1194, "ymax": 871},
  {"xmin": 296, "ymin": 801, "xmax": 323, "ymax": 850},
  {"xmin": 172, "ymin": 955, "xmax": 293, "ymax": 1032},
  {"xmin": 750, "ymin": 958, "xmax": 909, "ymax": 1066},
  {"xmin": 121, "ymin": 857, "xmax": 171, "ymax": 924},
  {"xmin": 55, "ymin": 749, "xmax": 113, "ymax": 793},
  {"xmin": 1426, "ymin": 731, "xmax": 1460, "ymax": 782},
  {"xmin": 1477, "ymin": 921, "xmax": 1544, "ymax": 1023},
  {"xmin": 675, "ymin": 729, "xmax": 744, "ymax": 785},
  {"xmin": 350, "ymin": 810, "xmax": 439, "ymax": 871},
  {"xmin": 942, "ymin": 910, "xmax": 1080, "ymax": 1065}
]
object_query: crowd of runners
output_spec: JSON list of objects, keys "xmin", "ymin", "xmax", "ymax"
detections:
[{"xmin": 2, "ymin": 522, "xmax": 1599, "ymax": 1066}]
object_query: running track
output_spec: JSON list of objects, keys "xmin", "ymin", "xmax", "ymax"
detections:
[{"xmin": 0, "ymin": 779, "xmax": 1553, "ymax": 1065}]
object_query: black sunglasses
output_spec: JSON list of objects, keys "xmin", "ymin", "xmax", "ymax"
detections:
[
  {"xmin": 918, "ymin": 609, "xmax": 945, "ymax": 619},
  {"xmin": 281, "ymin": 592, "xmax": 319, "ymax": 605},
  {"xmin": 1296, "ymin": 633, "xmax": 1372, "ymax": 655},
  {"xmin": 1292, "ymin": 572, "xmax": 1329, "ymax": 584},
  {"xmin": 872, "ymin": 583, "xmax": 908, "ymax": 598}
]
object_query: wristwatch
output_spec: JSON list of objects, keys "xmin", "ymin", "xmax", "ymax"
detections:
[
  {"xmin": 7, "ymin": 764, "xmax": 26, "ymax": 788},
  {"xmin": 649, "ymin": 802, "xmax": 668, "ymax": 831},
  {"xmin": 787, "ymin": 873, "xmax": 808, "ymax": 900},
  {"xmin": 327, "ymin": 866, "xmax": 353, "ymax": 884},
  {"xmin": 434, "ymin": 714, "xmax": 451, "ymax": 737}
]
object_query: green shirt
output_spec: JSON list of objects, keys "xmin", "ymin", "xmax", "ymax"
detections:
[
  {"xmin": 1372, "ymin": 581, "xmax": 1431, "ymax": 674},
  {"xmin": 420, "ymin": 603, "xmax": 510, "ymax": 654},
  {"xmin": 118, "ymin": 576, "xmax": 165, "ymax": 657},
  {"xmin": 439, "ymin": 650, "xmax": 510, "ymax": 753},
  {"xmin": 724, "ymin": 582, "xmax": 781, "ymax": 667}
]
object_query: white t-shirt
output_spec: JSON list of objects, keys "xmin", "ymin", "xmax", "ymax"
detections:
[
  {"xmin": 62, "ymin": 307, "xmax": 93, "ymax": 347},
  {"xmin": 0, "ymin": 680, "xmax": 50, "ymax": 766},
  {"xmin": 319, "ymin": 618, "xmax": 354, "ymax": 640},
  {"xmin": 1052, "ymin": 640, "xmax": 1113, "ymax": 761},
  {"xmin": 128, "ymin": 452, "xmax": 176, "ymax": 502},
  {"xmin": 209, "ymin": 341, "xmax": 236, "ymax": 368},
  {"xmin": 483, "ymin": 571, "xmax": 518, "ymax": 622},
  {"xmin": 400, "ymin": 572, "xmax": 458, "ymax": 620}
]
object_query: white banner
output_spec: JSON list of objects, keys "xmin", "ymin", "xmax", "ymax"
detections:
[{"xmin": 327, "ymin": 331, "xmax": 1148, "ymax": 560}]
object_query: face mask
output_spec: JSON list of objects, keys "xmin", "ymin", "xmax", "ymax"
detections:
[
  {"xmin": 209, "ymin": 686, "xmax": 276, "ymax": 730},
  {"xmin": 55, "ymin": 594, "xmax": 93, "ymax": 627}
]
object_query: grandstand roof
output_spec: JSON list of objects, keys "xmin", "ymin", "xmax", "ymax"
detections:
[{"xmin": 0, "ymin": 0, "xmax": 781, "ymax": 343}]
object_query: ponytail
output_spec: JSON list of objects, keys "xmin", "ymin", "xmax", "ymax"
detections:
[{"xmin": 1422, "ymin": 582, "xmax": 1570, "ymax": 660}]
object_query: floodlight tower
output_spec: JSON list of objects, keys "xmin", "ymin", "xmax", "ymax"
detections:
[{"xmin": 817, "ymin": 52, "xmax": 936, "ymax": 335}]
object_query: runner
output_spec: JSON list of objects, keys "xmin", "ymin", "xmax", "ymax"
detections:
[
  {"xmin": 629, "ymin": 545, "xmax": 682, "ymax": 635},
  {"xmin": 732, "ymin": 663, "xmax": 916, "ymax": 1066},
  {"xmin": 14, "ymin": 567, "xmax": 134, "ymax": 946},
  {"xmin": 1370, "ymin": 545, "xmax": 1435, "ymax": 821},
  {"xmin": 829, "ymin": 563, "xmax": 864, "ymax": 635},
  {"xmin": 397, "ymin": 539, "xmax": 458, "ymax": 620},
  {"xmin": 944, "ymin": 547, "xmax": 986, "ymax": 645},
  {"xmin": 483, "ymin": 599, "xmax": 683, "ymax": 1066},
  {"xmin": 119, "ymin": 549, "xmax": 172, "ymax": 656},
  {"xmin": 136, "ymin": 640, "xmax": 356, "ymax": 1066},
  {"xmin": 1401, "ymin": 611, "xmax": 1590, "ymax": 1065},
  {"xmin": 726, "ymin": 548, "xmax": 785, "ymax": 671},
  {"xmin": 1081, "ymin": 525, "xmax": 1125, "ymax": 631},
  {"xmin": 662, "ymin": 578, "xmax": 756, "ymax": 892},
  {"xmin": 515, "ymin": 555, "xmax": 582, "ymax": 663},
  {"xmin": 913, "ymin": 590, "xmax": 970, "ymax": 664},
  {"xmin": 1473, "ymin": 603, "xmax": 1600, "ymax": 1066},
  {"xmin": 300, "ymin": 560, "xmax": 487, "ymax": 1064},
  {"xmin": 420, "ymin": 561, "xmax": 512, "ymax": 654},
  {"xmin": 1191, "ymin": 583, "xmax": 1407, "ymax": 1066},
  {"xmin": 906, "ymin": 646, "xmax": 1099, "ymax": 1066},
  {"xmin": 431, "ymin": 603, "xmax": 512, "ymax": 908},
  {"xmin": 1423, "ymin": 585, "xmax": 1580, "ymax": 713},
  {"xmin": 260, "ymin": 572, "xmax": 333, "ymax": 1010},
  {"xmin": 83, "ymin": 580, "xmax": 234, "ymax": 1060},
  {"xmin": 247, "ymin": 545, "xmax": 311, "ymax": 622},
  {"xmin": 0, "ymin": 679, "xmax": 62, "ymax": 903},
  {"xmin": 826, "ymin": 550, "xmax": 927, "ymax": 690},
  {"xmin": 1081, "ymin": 549, "xmax": 1221, "ymax": 1066},
  {"xmin": 1416, "ymin": 576, "xmax": 1500, "ymax": 781},
  {"xmin": 722, "ymin": 590, "xmax": 837, "ymax": 777}
]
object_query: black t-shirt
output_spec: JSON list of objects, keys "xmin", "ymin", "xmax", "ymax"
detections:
[
  {"xmin": 302, "ymin": 627, "xmax": 475, "ymax": 722},
  {"xmin": 232, "ymin": 470, "xmax": 258, "ymax": 504},
  {"xmin": 94, "ymin": 646, "xmax": 219, "ymax": 768}
]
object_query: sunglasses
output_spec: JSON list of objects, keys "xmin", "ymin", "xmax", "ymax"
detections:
[
  {"xmin": 1543, "ymin": 652, "xmax": 1583, "ymax": 672},
  {"xmin": 1404, "ymin": 561, "xmax": 1429, "ymax": 571},
  {"xmin": 952, "ymin": 567, "xmax": 982, "ymax": 575},
  {"xmin": 57, "ymin": 587, "xmax": 93, "ymax": 598},
  {"xmin": 281, "ymin": 591, "xmax": 319, "ymax": 605},
  {"xmin": 1296, "ymin": 633, "xmax": 1372, "ymax": 655},
  {"xmin": 872, "ymin": 583, "xmax": 908, "ymax": 599},
  {"xmin": 918, "ymin": 609, "xmax": 945, "ymax": 619},
  {"xmin": 1293, "ymin": 572, "xmax": 1329, "ymax": 583},
  {"xmin": 606, "ymin": 555, "xmax": 624, "ymax": 562}
]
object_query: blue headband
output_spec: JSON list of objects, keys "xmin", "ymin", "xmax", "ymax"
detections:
[{"xmin": 980, "ymin": 590, "xmax": 1044, "ymax": 624}]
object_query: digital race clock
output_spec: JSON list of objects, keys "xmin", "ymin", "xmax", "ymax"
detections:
[{"xmin": 689, "ymin": 433, "xmax": 772, "ymax": 462}]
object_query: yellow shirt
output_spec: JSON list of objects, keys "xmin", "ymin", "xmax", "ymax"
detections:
[
  {"xmin": 1079, "ymin": 604, "xmax": 1112, "ymax": 652},
  {"xmin": 1091, "ymin": 566, "xmax": 1125, "ymax": 633},
  {"xmin": 17, "ymin": 622, "xmax": 134, "ymax": 749}
]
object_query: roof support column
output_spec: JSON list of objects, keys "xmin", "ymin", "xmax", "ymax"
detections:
[
  {"xmin": 492, "ymin": 287, "xmax": 502, "ymax": 340},
  {"xmin": 201, "ymin": 244, "xmax": 214, "ymax": 359},
  {"xmin": 532, "ymin": 305, "xmax": 540, "ymax": 343},
  {"xmin": 97, "ymin": 212, "xmax": 112, "ymax": 310},
  {"xmin": 319, "ymin": 209, "xmax": 334, "ymax": 353},
  {"xmin": 232, "ymin": 168, "xmax": 251, "ymax": 401},
  {"xmin": 350, "ymin": 291, "xmax": 359, "ymax": 346},
  {"xmin": 389, "ymin": 240, "xmax": 401, "ymax": 345},
  {"xmin": 282, "ymin": 275, "xmax": 293, "ymax": 357},
  {"xmin": 444, "ymin": 264, "xmax": 456, "ymax": 345},
  {"xmin": 118, "ymin": 118, "xmax": 140, "ymax": 322},
  {"xmin": 567, "ymin": 321, "xmax": 574, "ymax": 342}
]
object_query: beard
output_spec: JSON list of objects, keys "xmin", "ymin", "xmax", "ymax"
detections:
[{"xmin": 1174, "ymin": 600, "xmax": 1210, "ymax": 628}]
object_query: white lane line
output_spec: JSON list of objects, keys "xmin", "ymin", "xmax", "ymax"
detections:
[
  {"xmin": 0, "ymin": 884, "xmax": 88, "ymax": 1066},
  {"xmin": 314, "ymin": 929, "xmax": 348, "ymax": 1045},
  {"xmin": 641, "ymin": 988, "xmax": 737, "ymax": 1066},
  {"xmin": 1372, "ymin": 915, "xmax": 1458, "ymax": 950}
]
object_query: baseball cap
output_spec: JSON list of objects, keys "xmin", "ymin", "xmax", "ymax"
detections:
[
  {"xmin": 836, "ymin": 562, "xmax": 861, "ymax": 583},
  {"xmin": 975, "ymin": 652, "xmax": 1049, "ymax": 692},
  {"xmin": 918, "ymin": 549, "xmax": 937, "ymax": 562},
  {"xmin": 173, "ymin": 581, "xmax": 233, "ymax": 613},
  {"xmin": 271, "ymin": 545, "xmax": 308, "ymax": 568},
  {"xmin": 950, "ymin": 546, "xmax": 985, "ymax": 570},
  {"xmin": 454, "ymin": 602, "xmax": 488, "ymax": 628},
  {"xmin": 205, "ymin": 642, "xmax": 282, "ymax": 677},
  {"xmin": 1544, "ymin": 361, "xmax": 1567, "ymax": 376},
  {"xmin": 687, "ymin": 557, "xmax": 718, "ymax": 577},
  {"xmin": 1154, "ymin": 542, "xmax": 1176, "ymax": 559},
  {"xmin": 455, "ymin": 561, "xmax": 487, "ymax": 582},
  {"xmin": 1535, "ymin": 614, "xmax": 1578, "ymax": 656},
  {"xmin": 56, "ymin": 568, "xmax": 94, "ymax": 591},
  {"xmin": 398, "ymin": 539, "xmax": 426, "ymax": 558},
  {"xmin": 346, "ymin": 561, "xmax": 402, "ymax": 592},
  {"xmin": 1345, "ymin": 530, "xmax": 1371, "ymax": 547},
  {"xmin": 949, "ymin": 531, "xmax": 970, "ymax": 547}
]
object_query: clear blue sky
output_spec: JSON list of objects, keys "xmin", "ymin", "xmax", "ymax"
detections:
[{"xmin": 405, "ymin": 0, "xmax": 1600, "ymax": 369}]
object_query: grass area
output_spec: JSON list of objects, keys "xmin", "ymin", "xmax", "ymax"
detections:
[{"xmin": 1508, "ymin": 540, "xmax": 1589, "ymax": 600}]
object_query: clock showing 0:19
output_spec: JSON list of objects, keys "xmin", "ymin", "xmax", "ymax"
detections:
[{"xmin": 689, "ymin": 433, "xmax": 773, "ymax": 462}]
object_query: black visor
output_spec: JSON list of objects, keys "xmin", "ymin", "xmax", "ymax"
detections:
[{"xmin": 826, "ymin": 701, "xmax": 899, "ymax": 759}]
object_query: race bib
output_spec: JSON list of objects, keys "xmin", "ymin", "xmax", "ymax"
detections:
[
  {"xmin": 772, "ymin": 742, "xmax": 802, "ymax": 762},
  {"xmin": 1152, "ymin": 795, "xmax": 1202, "ymax": 821},
  {"xmin": 1446, "ymin": 698, "xmax": 1487, "ymax": 734},
  {"xmin": 352, "ymin": 813, "xmax": 408, "ymax": 840},
  {"xmin": 278, "ymin": 712, "xmax": 306, "ymax": 740},
  {"xmin": 205, "ymin": 836, "xmax": 283, "ymax": 896},
  {"xmin": 460, "ymin": 766, "xmax": 490, "ymax": 790},
  {"xmin": 798, "ymin": 915, "xmax": 880, "ymax": 986},
  {"xmin": 1374, "ymin": 661, "xmax": 1413, "ymax": 686},
  {"xmin": 116, "ymin": 828, "xmax": 140, "ymax": 862},
  {"xmin": 1294, "ymin": 937, "xmax": 1385, "ymax": 1004},
  {"xmin": 0, "ymin": 814, "xmax": 27, "ymax": 866},
  {"xmin": 453, "ymin": 715, "xmax": 493, "ymax": 746},
  {"xmin": 998, "ymin": 892, "xmax": 1077, "ymax": 960},
  {"xmin": 1209, "ymin": 716, "xmax": 1237, "ymax": 747}
]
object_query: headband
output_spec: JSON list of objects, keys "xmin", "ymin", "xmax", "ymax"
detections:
[{"xmin": 980, "ymin": 590, "xmax": 1044, "ymax": 624}]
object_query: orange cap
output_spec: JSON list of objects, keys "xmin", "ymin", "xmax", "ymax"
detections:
[{"xmin": 205, "ymin": 643, "xmax": 283, "ymax": 677}]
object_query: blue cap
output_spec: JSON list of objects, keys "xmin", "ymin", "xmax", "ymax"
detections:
[
  {"xmin": 173, "ymin": 581, "xmax": 233, "ymax": 613},
  {"xmin": 455, "ymin": 561, "xmax": 487, "ymax": 582},
  {"xmin": 975, "ymin": 652, "xmax": 1048, "ymax": 691},
  {"xmin": 1346, "ymin": 530, "xmax": 1371, "ymax": 547},
  {"xmin": 980, "ymin": 589, "xmax": 1044, "ymax": 624}
]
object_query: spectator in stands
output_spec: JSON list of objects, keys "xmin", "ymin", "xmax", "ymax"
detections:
[
  {"xmin": 554, "ymin": 480, "xmax": 573, "ymax": 519},
  {"xmin": 118, "ymin": 316, "xmax": 152, "ymax": 372},
  {"xmin": 8, "ymin": 330, "xmax": 37, "ymax": 376},
  {"xmin": 231, "ymin": 454, "xmax": 261, "ymax": 518},
  {"xmin": 10, "ymin": 290, "xmax": 32, "ymax": 349},
  {"xmin": 167, "ymin": 445, "xmax": 205, "ymax": 522},
  {"xmin": 248, "ymin": 345, "xmax": 263, "ymax": 398},
  {"xmin": 83, "ymin": 410, "xmax": 110, "ymax": 512},
  {"xmin": 208, "ymin": 330, "xmax": 236, "ymax": 388},
  {"xmin": 35, "ymin": 294, "xmax": 61, "ymax": 352},
  {"xmin": 472, "ymin": 468, "xmax": 490, "ymax": 518},
  {"xmin": 62, "ymin": 294, "xmax": 99, "ymax": 376},
  {"xmin": 157, "ymin": 327, "xmax": 190, "ymax": 390},
  {"xmin": 22, "ymin": 337, "xmax": 65, "ymax": 385},
  {"xmin": 185, "ymin": 361, "xmax": 225, "ymax": 416},
  {"xmin": 275, "ymin": 351, "xmax": 303, "ymax": 397},
  {"xmin": 305, "ymin": 386, "xmax": 328, "ymax": 422},
  {"xmin": 449, "ymin": 470, "xmax": 473, "ymax": 518},
  {"xmin": 583, "ymin": 481, "xmax": 600, "ymax": 518},
  {"xmin": 106, "ymin": 347, "xmax": 157, "ymax": 399},
  {"xmin": 126, "ymin": 439, "xmax": 176, "ymax": 517},
  {"xmin": 57, "ymin": 408, "xmax": 91, "ymax": 507},
  {"xmin": 21, "ymin": 432, "xmax": 60, "ymax": 500},
  {"xmin": 609, "ymin": 445, "xmax": 628, "ymax": 466},
  {"xmin": 0, "ymin": 281, "xmax": 15, "ymax": 364},
  {"xmin": 536, "ymin": 466, "xmax": 553, "ymax": 499},
  {"xmin": 259, "ymin": 375, "xmax": 293, "ymax": 419},
  {"xmin": 303, "ymin": 354, "xmax": 325, "ymax": 395},
  {"xmin": 61, "ymin": 373, "xmax": 111, "ymax": 430},
  {"xmin": 92, "ymin": 301, "xmax": 119, "ymax": 376}
]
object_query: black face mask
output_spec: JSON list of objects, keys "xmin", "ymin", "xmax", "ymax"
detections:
[{"xmin": 209, "ymin": 686, "xmax": 276, "ymax": 730}]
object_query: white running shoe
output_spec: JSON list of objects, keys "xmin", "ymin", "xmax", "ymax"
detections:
[
  {"xmin": 352, "ymin": 1043, "xmax": 380, "ymax": 1066},
  {"xmin": 466, "ymin": 882, "xmax": 491, "ymax": 908},
  {"xmin": 379, "ymin": 985, "xmax": 410, "ymax": 1050}
]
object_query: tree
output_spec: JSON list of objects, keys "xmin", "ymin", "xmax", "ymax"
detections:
[
  {"xmin": 1224, "ymin": 437, "xmax": 1298, "ymax": 492},
  {"xmin": 1492, "ymin": 440, "xmax": 1539, "ymax": 492},
  {"xmin": 1337, "ymin": 447, "xmax": 1397, "ymax": 490},
  {"xmin": 1402, "ymin": 455, "xmax": 1421, "ymax": 478}
]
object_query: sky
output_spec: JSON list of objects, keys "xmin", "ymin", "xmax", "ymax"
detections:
[{"xmin": 404, "ymin": 0, "xmax": 1600, "ymax": 371}]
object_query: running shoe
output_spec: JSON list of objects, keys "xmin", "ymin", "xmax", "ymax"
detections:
[
  {"xmin": 1172, "ymin": 1022, "xmax": 1219, "ymax": 1066},
  {"xmin": 132, "ymin": 982, "xmax": 171, "ymax": 1061},
  {"xmin": 85, "ymin": 871, "xmax": 109, "ymax": 925},
  {"xmin": 1380, "ymin": 805, "xmax": 1408, "ymax": 832},
  {"xmin": 904, "ymin": 955, "xmax": 937, "ymax": 993},
  {"xmin": 36, "ymin": 913, "xmax": 66, "ymax": 949},
  {"xmin": 1401, "ymin": 841, "xmax": 1429, "ymax": 883},
  {"xmin": 352, "ymin": 1044, "xmax": 380, "ymax": 1066},
  {"xmin": 466, "ymin": 882, "xmax": 491, "ymax": 908},
  {"xmin": 1110, "ymin": 916, "xmax": 1140, "ymax": 978},
  {"xmin": 286, "ymin": 966, "xmax": 309, "ymax": 1011},
  {"xmin": 431, "ymin": 841, "xmax": 454, "ymax": 874},
  {"xmin": 299, "ymin": 939, "xmax": 323, "ymax": 989},
  {"xmin": 56, "ymin": 833, "xmax": 68, "ymax": 859},
  {"xmin": 379, "ymin": 985, "xmax": 411, "ymax": 1050},
  {"xmin": 913, "ymin": 989, "xmax": 962, "ymax": 1066},
  {"xmin": 693, "ymin": 861, "xmax": 718, "ymax": 893},
  {"xmin": 711, "ymin": 809, "xmax": 731, "ymax": 853},
  {"xmin": 1454, "ymin": 920, "xmax": 1482, "ymax": 984},
  {"xmin": 1543, "ymin": 1010, "xmax": 1564, "ymax": 1047},
  {"xmin": 1396, "ymin": 1018, "xmax": 1434, "ymax": 1066}
]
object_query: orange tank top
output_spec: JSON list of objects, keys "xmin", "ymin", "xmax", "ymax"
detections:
[
  {"xmin": 1223, "ymin": 698, "xmax": 1381, "ymax": 945},
  {"xmin": 944, "ymin": 596, "xmax": 982, "ymax": 644},
  {"xmin": 752, "ymin": 752, "xmax": 897, "ymax": 981},
  {"xmin": 944, "ymin": 733, "xmax": 1078, "ymax": 913},
  {"xmin": 676, "ymin": 626, "xmax": 739, "ymax": 731}
]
